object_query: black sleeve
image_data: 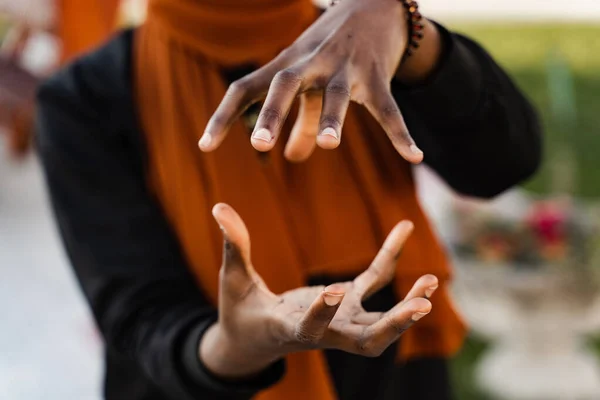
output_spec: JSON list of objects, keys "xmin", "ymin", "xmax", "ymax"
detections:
[
  {"xmin": 393, "ymin": 22, "xmax": 542, "ymax": 198},
  {"xmin": 35, "ymin": 32, "xmax": 283, "ymax": 400}
]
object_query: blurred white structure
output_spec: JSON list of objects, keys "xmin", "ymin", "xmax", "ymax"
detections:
[
  {"xmin": 314, "ymin": 0, "xmax": 600, "ymax": 21},
  {"xmin": 455, "ymin": 264, "xmax": 600, "ymax": 400},
  {"xmin": 421, "ymin": 0, "xmax": 600, "ymax": 22}
]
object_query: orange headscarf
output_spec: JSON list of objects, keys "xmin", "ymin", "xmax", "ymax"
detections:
[
  {"xmin": 134, "ymin": 1, "xmax": 467, "ymax": 399},
  {"xmin": 56, "ymin": 0, "xmax": 121, "ymax": 63}
]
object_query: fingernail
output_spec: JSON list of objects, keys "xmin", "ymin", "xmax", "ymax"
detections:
[
  {"xmin": 324, "ymin": 292, "xmax": 344, "ymax": 306},
  {"xmin": 412, "ymin": 311, "xmax": 429, "ymax": 322},
  {"xmin": 425, "ymin": 285, "xmax": 438, "ymax": 298},
  {"xmin": 320, "ymin": 127, "xmax": 338, "ymax": 140},
  {"xmin": 252, "ymin": 128, "xmax": 272, "ymax": 143},
  {"xmin": 410, "ymin": 144, "xmax": 423, "ymax": 155},
  {"xmin": 199, "ymin": 133, "xmax": 212, "ymax": 149}
]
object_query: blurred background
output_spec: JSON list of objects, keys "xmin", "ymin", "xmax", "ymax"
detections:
[{"xmin": 1, "ymin": 1, "xmax": 599, "ymax": 399}]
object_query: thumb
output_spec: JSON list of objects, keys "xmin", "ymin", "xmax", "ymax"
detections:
[
  {"xmin": 212, "ymin": 203, "xmax": 252, "ymax": 268},
  {"xmin": 212, "ymin": 203, "xmax": 264, "ymax": 296},
  {"xmin": 294, "ymin": 284, "xmax": 345, "ymax": 346},
  {"xmin": 212, "ymin": 203, "xmax": 273, "ymax": 296}
]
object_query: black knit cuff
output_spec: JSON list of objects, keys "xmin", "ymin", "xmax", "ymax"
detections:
[
  {"xmin": 392, "ymin": 21, "xmax": 483, "ymax": 120},
  {"xmin": 181, "ymin": 314, "xmax": 286, "ymax": 396}
]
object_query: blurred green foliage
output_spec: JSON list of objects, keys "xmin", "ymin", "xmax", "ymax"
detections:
[{"xmin": 449, "ymin": 23, "xmax": 600, "ymax": 199}]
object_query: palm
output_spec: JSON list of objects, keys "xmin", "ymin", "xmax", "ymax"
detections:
[{"xmin": 213, "ymin": 203, "xmax": 437, "ymax": 359}]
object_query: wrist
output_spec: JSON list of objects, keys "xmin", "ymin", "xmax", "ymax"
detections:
[
  {"xmin": 199, "ymin": 323, "xmax": 280, "ymax": 380},
  {"xmin": 395, "ymin": 18, "xmax": 443, "ymax": 85}
]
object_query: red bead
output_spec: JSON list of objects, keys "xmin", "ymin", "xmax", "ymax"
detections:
[
  {"xmin": 413, "ymin": 23, "xmax": 424, "ymax": 31},
  {"xmin": 405, "ymin": 1, "xmax": 418, "ymax": 10},
  {"xmin": 412, "ymin": 11, "xmax": 422, "ymax": 21},
  {"xmin": 412, "ymin": 31, "xmax": 424, "ymax": 39}
]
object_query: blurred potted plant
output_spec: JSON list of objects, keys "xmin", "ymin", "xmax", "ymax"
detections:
[{"xmin": 452, "ymin": 196, "xmax": 600, "ymax": 400}]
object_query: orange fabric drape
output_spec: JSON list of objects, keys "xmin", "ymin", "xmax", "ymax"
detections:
[
  {"xmin": 57, "ymin": 0, "xmax": 121, "ymax": 63},
  {"xmin": 134, "ymin": 1, "xmax": 467, "ymax": 399}
]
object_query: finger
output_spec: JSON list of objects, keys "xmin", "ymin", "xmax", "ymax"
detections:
[
  {"xmin": 284, "ymin": 91, "xmax": 322, "ymax": 162},
  {"xmin": 316, "ymin": 75, "xmax": 351, "ymax": 150},
  {"xmin": 352, "ymin": 274, "xmax": 438, "ymax": 326},
  {"xmin": 403, "ymin": 274, "xmax": 439, "ymax": 301},
  {"xmin": 364, "ymin": 81, "xmax": 423, "ymax": 164},
  {"xmin": 357, "ymin": 297, "xmax": 431, "ymax": 357},
  {"xmin": 353, "ymin": 220, "xmax": 414, "ymax": 300},
  {"xmin": 351, "ymin": 311, "xmax": 384, "ymax": 326},
  {"xmin": 250, "ymin": 66, "xmax": 309, "ymax": 152},
  {"xmin": 199, "ymin": 59, "xmax": 288, "ymax": 152},
  {"xmin": 294, "ymin": 284, "xmax": 346, "ymax": 347}
]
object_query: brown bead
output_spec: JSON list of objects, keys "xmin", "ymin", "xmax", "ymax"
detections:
[
  {"xmin": 412, "ymin": 31, "xmax": 424, "ymax": 40},
  {"xmin": 410, "ymin": 41, "xmax": 420, "ymax": 48},
  {"xmin": 412, "ymin": 11, "xmax": 422, "ymax": 21},
  {"xmin": 405, "ymin": 48, "xmax": 414, "ymax": 56}
]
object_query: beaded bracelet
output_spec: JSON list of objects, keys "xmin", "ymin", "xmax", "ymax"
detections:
[
  {"xmin": 328, "ymin": 0, "xmax": 424, "ymax": 60},
  {"xmin": 401, "ymin": 0, "xmax": 424, "ymax": 60}
]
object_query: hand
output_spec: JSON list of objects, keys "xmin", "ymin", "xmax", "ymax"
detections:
[
  {"xmin": 199, "ymin": 203, "xmax": 438, "ymax": 379},
  {"xmin": 199, "ymin": 0, "xmax": 428, "ymax": 163}
]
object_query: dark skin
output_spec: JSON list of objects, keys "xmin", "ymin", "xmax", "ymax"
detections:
[
  {"xmin": 202, "ymin": 204, "xmax": 438, "ymax": 379},
  {"xmin": 198, "ymin": 0, "xmax": 445, "ymax": 379},
  {"xmin": 198, "ymin": 0, "xmax": 443, "ymax": 163}
]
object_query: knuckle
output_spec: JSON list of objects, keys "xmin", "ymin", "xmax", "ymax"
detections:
[
  {"xmin": 232, "ymin": 280, "xmax": 258, "ymax": 303},
  {"xmin": 326, "ymin": 82, "xmax": 351, "ymax": 98},
  {"xmin": 208, "ymin": 114, "xmax": 228, "ymax": 130},
  {"xmin": 227, "ymin": 80, "xmax": 248, "ymax": 98},
  {"xmin": 294, "ymin": 326, "xmax": 322, "ymax": 346},
  {"xmin": 384, "ymin": 315, "xmax": 408, "ymax": 336},
  {"xmin": 274, "ymin": 69, "xmax": 303, "ymax": 88},
  {"xmin": 380, "ymin": 103, "xmax": 401, "ymax": 120},
  {"xmin": 357, "ymin": 339, "xmax": 383, "ymax": 358},
  {"xmin": 367, "ymin": 262, "xmax": 391, "ymax": 282},
  {"xmin": 320, "ymin": 114, "xmax": 343, "ymax": 130},
  {"xmin": 259, "ymin": 107, "xmax": 283, "ymax": 126}
]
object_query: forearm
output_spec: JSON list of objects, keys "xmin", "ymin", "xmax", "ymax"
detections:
[
  {"xmin": 395, "ymin": 19, "xmax": 444, "ymax": 85},
  {"xmin": 200, "ymin": 323, "xmax": 282, "ymax": 380}
]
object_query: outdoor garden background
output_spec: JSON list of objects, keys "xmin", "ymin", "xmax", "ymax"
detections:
[{"xmin": 1, "ymin": 1, "xmax": 599, "ymax": 399}]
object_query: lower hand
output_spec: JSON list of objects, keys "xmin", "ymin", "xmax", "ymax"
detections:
[{"xmin": 200, "ymin": 203, "xmax": 438, "ymax": 379}]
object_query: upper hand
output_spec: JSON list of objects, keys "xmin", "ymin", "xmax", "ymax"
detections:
[
  {"xmin": 199, "ymin": 203, "xmax": 437, "ymax": 379},
  {"xmin": 198, "ymin": 0, "xmax": 424, "ymax": 163}
]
